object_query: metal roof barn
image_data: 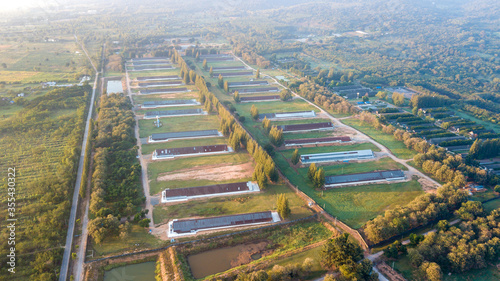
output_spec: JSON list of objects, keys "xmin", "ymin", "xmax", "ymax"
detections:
[
  {"xmin": 162, "ymin": 181, "xmax": 260, "ymax": 202},
  {"xmin": 284, "ymin": 136, "xmax": 351, "ymax": 146},
  {"xmin": 142, "ymin": 99, "xmax": 200, "ymax": 108},
  {"xmin": 153, "ymin": 144, "xmax": 230, "ymax": 159},
  {"xmin": 301, "ymin": 149, "xmax": 374, "ymax": 164},
  {"xmin": 149, "ymin": 130, "xmax": 221, "ymax": 142},
  {"xmin": 240, "ymin": 95, "xmax": 280, "ymax": 102},
  {"xmin": 144, "ymin": 108, "xmax": 204, "ymax": 119},
  {"xmin": 233, "ymin": 87, "xmax": 279, "ymax": 94},
  {"xmin": 325, "ymin": 170, "xmax": 405, "ymax": 187},
  {"xmin": 278, "ymin": 122, "xmax": 334, "ymax": 132},
  {"xmin": 136, "ymin": 75, "xmax": 180, "ymax": 81},
  {"xmin": 258, "ymin": 110, "xmax": 316, "ymax": 120},
  {"xmin": 227, "ymin": 81, "xmax": 269, "ymax": 87},
  {"xmin": 213, "ymin": 71, "xmax": 253, "ymax": 77},
  {"xmin": 171, "ymin": 211, "xmax": 274, "ymax": 234},
  {"xmin": 140, "ymin": 87, "xmax": 189, "ymax": 94}
]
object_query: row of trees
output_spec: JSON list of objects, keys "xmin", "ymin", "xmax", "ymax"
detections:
[
  {"xmin": 88, "ymin": 94, "xmax": 145, "ymax": 244},
  {"xmin": 307, "ymin": 163, "xmax": 326, "ymax": 189},
  {"xmin": 187, "ymin": 50, "xmax": 279, "ymax": 190},
  {"xmin": 469, "ymin": 138, "xmax": 500, "ymax": 159},
  {"xmin": 364, "ymin": 184, "xmax": 468, "ymax": 243}
]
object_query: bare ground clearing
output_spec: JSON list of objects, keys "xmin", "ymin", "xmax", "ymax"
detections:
[{"xmin": 157, "ymin": 162, "xmax": 254, "ymax": 182}]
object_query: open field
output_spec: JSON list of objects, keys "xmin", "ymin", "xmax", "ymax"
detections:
[
  {"xmin": 127, "ymin": 68, "xmax": 180, "ymax": 79},
  {"xmin": 90, "ymin": 225, "xmax": 163, "ymax": 257},
  {"xmin": 274, "ymin": 152, "xmax": 423, "ymax": 228},
  {"xmin": 270, "ymin": 118, "xmax": 332, "ymax": 126},
  {"xmin": 138, "ymin": 114, "xmax": 220, "ymax": 138},
  {"xmin": 265, "ymin": 245, "xmax": 327, "ymax": 280},
  {"xmin": 483, "ymin": 198, "xmax": 500, "ymax": 213},
  {"xmin": 147, "ymin": 152, "xmax": 252, "ymax": 195},
  {"xmin": 153, "ymin": 184, "xmax": 313, "ymax": 223},
  {"xmin": 141, "ymin": 137, "xmax": 227, "ymax": 155},
  {"xmin": 0, "ymin": 70, "xmax": 78, "ymax": 83},
  {"xmin": 233, "ymin": 99, "xmax": 319, "ymax": 116},
  {"xmin": 454, "ymin": 109, "xmax": 500, "ymax": 133},
  {"xmin": 342, "ymin": 118, "xmax": 417, "ymax": 159},
  {"xmin": 315, "ymin": 157, "xmax": 407, "ymax": 176}
]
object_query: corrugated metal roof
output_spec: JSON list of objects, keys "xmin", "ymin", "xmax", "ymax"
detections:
[
  {"xmin": 279, "ymin": 122, "xmax": 333, "ymax": 132},
  {"xmin": 325, "ymin": 170, "xmax": 405, "ymax": 185},
  {"xmin": 164, "ymin": 182, "xmax": 249, "ymax": 198},
  {"xmin": 155, "ymin": 144, "xmax": 228, "ymax": 156},
  {"xmin": 151, "ymin": 130, "xmax": 219, "ymax": 141},
  {"xmin": 172, "ymin": 211, "xmax": 273, "ymax": 233},
  {"xmin": 143, "ymin": 99, "xmax": 197, "ymax": 106},
  {"xmin": 136, "ymin": 75, "xmax": 180, "ymax": 80},
  {"xmin": 233, "ymin": 87, "xmax": 279, "ymax": 93},
  {"xmin": 240, "ymin": 95, "xmax": 280, "ymax": 102},
  {"xmin": 227, "ymin": 80, "xmax": 269, "ymax": 87},
  {"xmin": 141, "ymin": 87, "xmax": 188, "ymax": 94},
  {"xmin": 145, "ymin": 108, "xmax": 202, "ymax": 117},
  {"xmin": 284, "ymin": 136, "xmax": 351, "ymax": 145}
]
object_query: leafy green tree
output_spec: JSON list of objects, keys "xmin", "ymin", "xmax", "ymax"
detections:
[
  {"xmin": 224, "ymin": 80, "xmax": 229, "ymax": 93},
  {"xmin": 218, "ymin": 74, "xmax": 224, "ymax": 88},
  {"xmin": 262, "ymin": 116, "xmax": 271, "ymax": 132},
  {"xmin": 376, "ymin": 91, "xmax": 387, "ymax": 100},
  {"xmin": 321, "ymin": 233, "xmax": 363, "ymax": 269},
  {"xmin": 202, "ymin": 59, "xmax": 207, "ymax": 70},
  {"xmin": 291, "ymin": 149, "xmax": 300, "ymax": 165},
  {"xmin": 209, "ymin": 66, "xmax": 213, "ymax": 77},
  {"xmin": 183, "ymin": 72, "xmax": 190, "ymax": 84},
  {"xmin": 392, "ymin": 92, "xmax": 405, "ymax": 106},
  {"xmin": 234, "ymin": 91, "xmax": 241, "ymax": 103},
  {"xmin": 362, "ymin": 94, "xmax": 369, "ymax": 102},
  {"xmin": 455, "ymin": 201, "xmax": 484, "ymax": 221},
  {"xmin": 139, "ymin": 218, "xmax": 151, "ymax": 228},
  {"xmin": 307, "ymin": 163, "xmax": 317, "ymax": 181},
  {"xmin": 256, "ymin": 68, "xmax": 260, "ymax": 78},
  {"xmin": 437, "ymin": 220, "xmax": 449, "ymax": 232},
  {"xmin": 314, "ymin": 168, "xmax": 325, "ymax": 188},
  {"xmin": 250, "ymin": 105, "xmax": 259, "ymax": 120},
  {"xmin": 280, "ymin": 89, "xmax": 292, "ymax": 101},
  {"xmin": 277, "ymin": 194, "xmax": 291, "ymax": 219}
]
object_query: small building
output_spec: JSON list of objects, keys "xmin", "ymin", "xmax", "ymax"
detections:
[
  {"xmin": 325, "ymin": 170, "xmax": 406, "ymax": 188},
  {"xmin": 278, "ymin": 122, "xmax": 333, "ymax": 133},
  {"xmin": 152, "ymin": 144, "xmax": 232, "ymax": 159},
  {"xmin": 149, "ymin": 130, "xmax": 222, "ymax": 143},
  {"xmin": 227, "ymin": 80, "xmax": 269, "ymax": 87},
  {"xmin": 284, "ymin": 136, "xmax": 351, "ymax": 147},
  {"xmin": 161, "ymin": 181, "xmax": 260, "ymax": 203},
  {"xmin": 258, "ymin": 110, "xmax": 316, "ymax": 120},
  {"xmin": 168, "ymin": 211, "xmax": 280, "ymax": 237},
  {"xmin": 143, "ymin": 108, "xmax": 205, "ymax": 119},
  {"xmin": 17, "ymin": 93, "xmax": 25, "ymax": 97},
  {"xmin": 300, "ymin": 149, "xmax": 374, "ymax": 164}
]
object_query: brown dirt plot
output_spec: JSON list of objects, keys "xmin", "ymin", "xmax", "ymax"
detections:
[{"xmin": 157, "ymin": 162, "xmax": 254, "ymax": 182}]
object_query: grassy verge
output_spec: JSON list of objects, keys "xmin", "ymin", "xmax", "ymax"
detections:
[{"xmin": 342, "ymin": 118, "xmax": 417, "ymax": 160}]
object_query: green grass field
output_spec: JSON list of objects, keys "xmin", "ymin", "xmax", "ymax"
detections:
[
  {"xmin": 141, "ymin": 137, "xmax": 227, "ymax": 155},
  {"xmin": 147, "ymin": 152, "xmax": 252, "ymax": 195},
  {"xmin": 274, "ymin": 151, "xmax": 423, "ymax": 228},
  {"xmin": 264, "ymin": 246, "xmax": 327, "ymax": 280},
  {"xmin": 342, "ymin": 118, "xmax": 417, "ymax": 160},
  {"xmin": 91, "ymin": 225, "xmax": 163, "ymax": 257},
  {"xmin": 270, "ymin": 118, "xmax": 332, "ymax": 126},
  {"xmin": 315, "ymin": 157, "xmax": 407, "ymax": 176},
  {"xmin": 234, "ymin": 99, "xmax": 319, "ymax": 116},
  {"xmin": 153, "ymin": 184, "xmax": 313, "ymax": 223},
  {"xmin": 483, "ymin": 198, "xmax": 500, "ymax": 213},
  {"xmin": 138, "ymin": 114, "xmax": 220, "ymax": 138}
]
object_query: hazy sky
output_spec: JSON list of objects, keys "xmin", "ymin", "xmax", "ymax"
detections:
[{"xmin": 0, "ymin": 0, "xmax": 66, "ymax": 11}]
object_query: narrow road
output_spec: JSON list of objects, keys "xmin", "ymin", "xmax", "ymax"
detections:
[
  {"xmin": 233, "ymin": 55, "xmax": 441, "ymax": 189},
  {"xmin": 59, "ymin": 37, "xmax": 100, "ymax": 281},
  {"xmin": 125, "ymin": 67, "xmax": 154, "ymax": 228},
  {"xmin": 73, "ymin": 43, "xmax": 106, "ymax": 281}
]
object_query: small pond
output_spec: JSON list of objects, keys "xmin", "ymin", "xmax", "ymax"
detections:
[
  {"xmin": 188, "ymin": 242, "xmax": 268, "ymax": 279},
  {"xmin": 104, "ymin": 261, "xmax": 156, "ymax": 281}
]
